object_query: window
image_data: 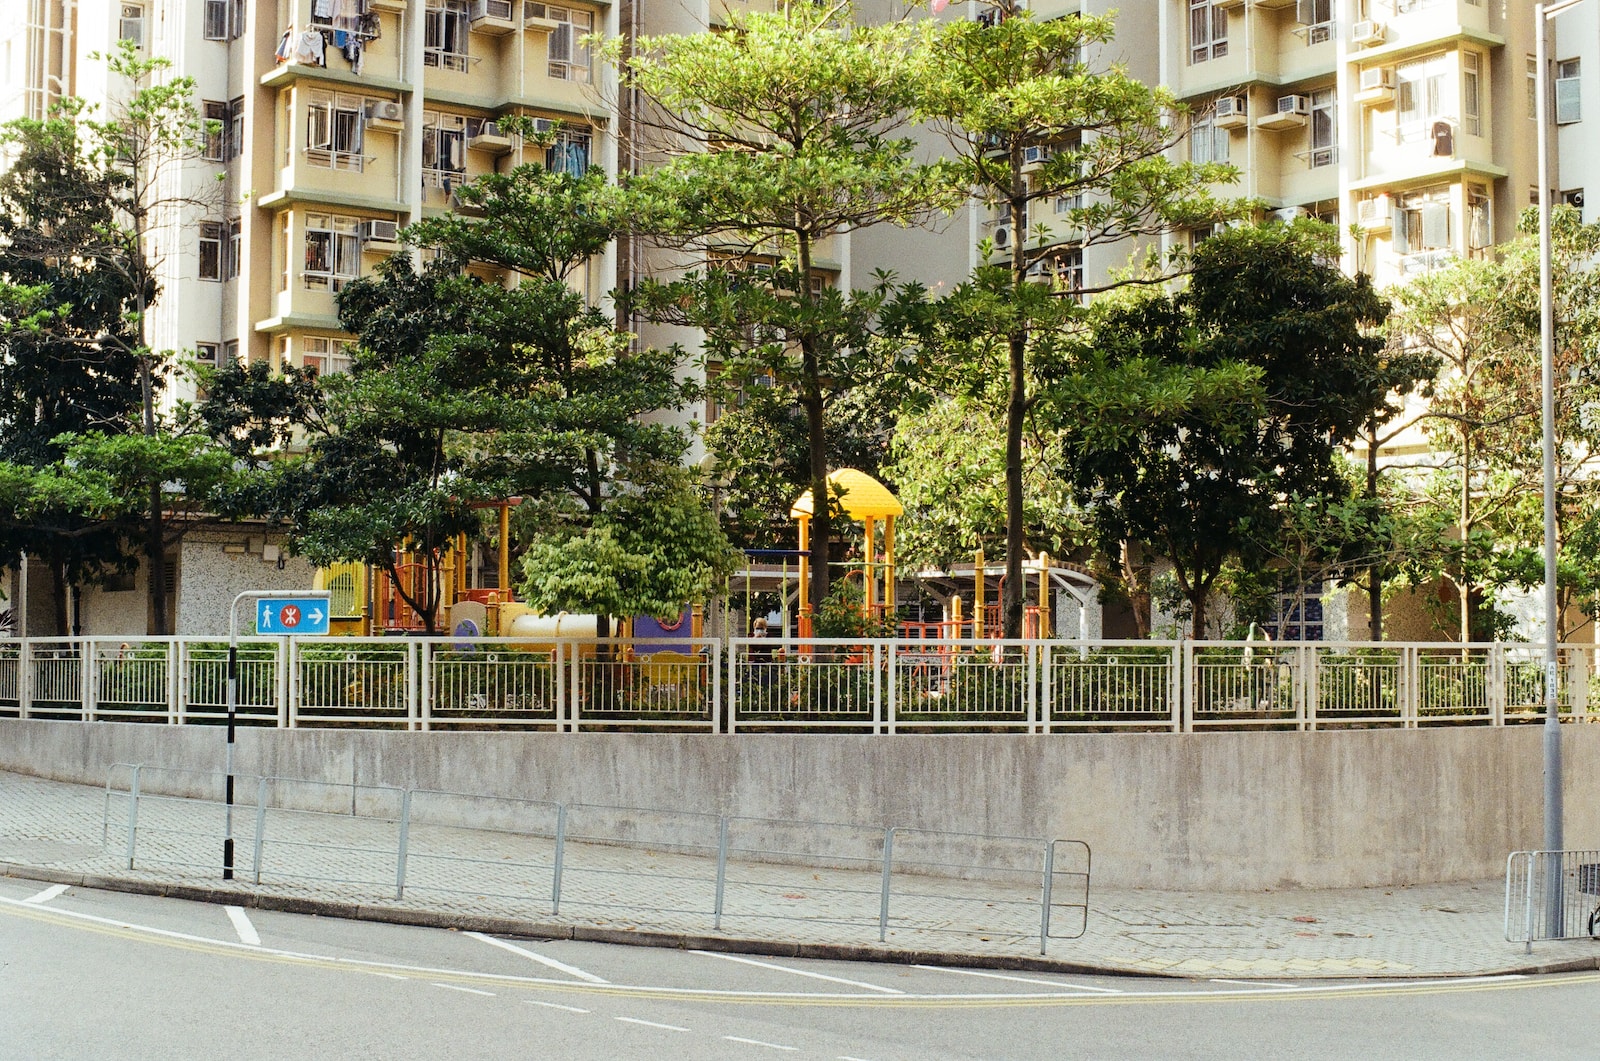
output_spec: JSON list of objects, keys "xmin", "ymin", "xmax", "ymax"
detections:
[
  {"xmin": 203, "ymin": 101, "xmax": 227, "ymax": 161},
  {"xmin": 196, "ymin": 342, "xmax": 220, "ymax": 365},
  {"xmin": 1529, "ymin": 57, "xmax": 1539, "ymax": 120},
  {"xmin": 1029, "ymin": 247, "xmax": 1083, "ymax": 299},
  {"xmin": 231, "ymin": 0, "xmax": 245, "ymax": 38},
  {"xmin": 226, "ymin": 218, "xmax": 241, "ymax": 280},
  {"xmin": 228, "ymin": 97, "xmax": 244, "ymax": 160},
  {"xmin": 224, "ymin": 339, "xmax": 239, "ymax": 364},
  {"xmin": 1265, "ymin": 584, "xmax": 1323, "ymax": 641},
  {"xmin": 546, "ymin": 126, "xmax": 591, "ymax": 177},
  {"xmin": 1189, "ymin": 0, "xmax": 1228, "ymax": 64},
  {"xmin": 1396, "ymin": 54, "xmax": 1447, "ymax": 146},
  {"xmin": 119, "ymin": 4, "xmax": 145, "ymax": 47},
  {"xmin": 1462, "ymin": 52, "xmax": 1481, "ymax": 136},
  {"xmin": 302, "ymin": 336, "xmax": 354, "ymax": 376},
  {"xmin": 303, "ymin": 213, "xmax": 363, "ymax": 292},
  {"xmin": 1296, "ymin": 0, "xmax": 1332, "ymax": 45},
  {"xmin": 422, "ymin": 111, "xmax": 467, "ymax": 188},
  {"xmin": 306, "ymin": 91, "xmax": 365, "ymax": 171},
  {"xmin": 424, "ymin": 0, "xmax": 470, "ymax": 72},
  {"xmin": 541, "ymin": 6, "xmax": 594, "ymax": 82},
  {"xmin": 199, "ymin": 222, "xmax": 223, "ymax": 281},
  {"xmin": 1394, "ymin": 185, "xmax": 1452, "ymax": 272},
  {"xmin": 1557, "ymin": 59, "xmax": 1582, "ymax": 124},
  {"xmin": 204, "ymin": 0, "xmax": 228, "ymax": 40},
  {"xmin": 1309, "ymin": 89, "xmax": 1336, "ymax": 167},
  {"xmin": 1189, "ymin": 109, "xmax": 1229, "ymax": 165},
  {"xmin": 1467, "ymin": 184, "xmax": 1492, "ymax": 256}
]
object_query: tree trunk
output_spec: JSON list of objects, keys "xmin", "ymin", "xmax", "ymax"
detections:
[
  {"xmin": 1001, "ymin": 159, "xmax": 1028, "ymax": 640},
  {"xmin": 1120, "ymin": 541, "xmax": 1151, "ymax": 639},
  {"xmin": 1366, "ymin": 429, "xmax": 1382, "ymax": 641},
  {"xmin": 1458, "ymin": 440, "xmax": 1472, "ymax": 645},
  {"xmin": 50, "ymin": 562, "xmax": 68, "ymax": 637},
  {"xmin": 1189, "ymin": 582, "xmax": 1209, "ymax": 641},
  {"xmin": 796, "ymin": 235, "xmax": 831, "ymax": 621}
]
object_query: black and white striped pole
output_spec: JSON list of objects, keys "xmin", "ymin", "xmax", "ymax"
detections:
[{"xmin": 224, "ymin": 590, "xmax": 330, "ymax": 880}]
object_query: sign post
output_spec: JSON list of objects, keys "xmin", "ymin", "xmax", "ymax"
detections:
[{"xmin": 224, "ymin": 590, "xmax": 330, "ymax": 880}]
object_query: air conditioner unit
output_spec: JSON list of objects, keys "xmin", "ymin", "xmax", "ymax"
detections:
[
  {"xmin": 365, "ymin": 100, "xmax": 404, "ymax": 125},
  {"xmin": 469, "ymin": 119, "xmax": 515, "ymax": 153},
  {"xmin": 1276, "ymin": 95, "xmax": 1310, "ymax": 116},
  {"xmin": 1357, "ymin": 195, "xmax": 1391, "ymax": 229},
  {"xmin": 1351, "ymin": 20, "xmax": 1385, "ymax": 45},
  {"xmin": 992, "ymin": 224, "xmax": 1013, "ymax": 250},
  {"xmin": 1273, "ymin": 206, "xmax": 1307, "ymax": 222},
  {"xmin": 532, "ymin": 117, "xmax": 556, "ymax": 135},
  {"xmin": 1215, "ymin": 95, "xmax": 1249, "ymax": 128},
  {"xmin": 1359, "ymin": 66, "xmax": 1394, "ymax": 93},
  {"xmin": 1021, "ymin": 145, "xmax": 1052, "ymax": 171},
  {"xmin": 361, "ymin": 219, "xmax": 400, "ymax": 244},
  {"xmin": 469, "ymin": 0, "xmax": 517, "ymax": 31}
]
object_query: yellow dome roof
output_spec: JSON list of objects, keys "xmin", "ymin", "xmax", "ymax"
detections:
[{"xmin": 790, "ymin": 468, "xmax": 904, "ymax": 521}]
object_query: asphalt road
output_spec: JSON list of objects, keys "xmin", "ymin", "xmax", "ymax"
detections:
[{"xmin": 2, "ymin": 877, "xmax": 1596, "ymax": 1061}]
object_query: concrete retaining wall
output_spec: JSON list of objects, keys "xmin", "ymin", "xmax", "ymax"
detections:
[{"xmin": 3, "ymin": 719, "xmax": 1596, "ymax": 891}]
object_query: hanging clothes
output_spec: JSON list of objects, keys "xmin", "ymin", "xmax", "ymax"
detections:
[
  {"xmin": 292, "ymin": 29, "xmax": 326, "ymax": 66},
  {"xmin": 274, "ymin": 29, "xmax": 293, "ymax": 64},
  {"xmin": 333, "ymin": 0, "xmax": 360, "ymax": 34},
  {"xmin": 346, "ymin": 38, "xmax": 365, "ymax": 76},
  {"xmin": 313, "ymin": 0, "xmax": 334, "ymax": 17}
]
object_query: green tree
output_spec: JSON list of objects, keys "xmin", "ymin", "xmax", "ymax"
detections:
[
  {"xmin": 0, "ymin": 40, "xmax": 221, "ymax": 633},
  {"xmin": 614, "ymin": 3, "xmax": 963, "ymax": 618},
  {"xmin": 910, "ymin": 2, "xmax": 1239, "ymax": 638},
  {"xmin": 1057, "ymin": 223, "xmax": 1403, "ymax": 636}
]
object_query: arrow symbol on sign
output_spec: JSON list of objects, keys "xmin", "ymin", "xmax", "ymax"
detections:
[{"xmin": 308, "ymin": 607, "xmax": 325, "ymax": 625}]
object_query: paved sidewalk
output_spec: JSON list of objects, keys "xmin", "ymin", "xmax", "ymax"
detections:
[{"xmin": 1, "ymin": 769, "xmax": 1594, "ymax": 979}]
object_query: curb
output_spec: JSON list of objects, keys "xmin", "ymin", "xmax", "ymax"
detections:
[{"xmin": 3, "ymin": 860, "xmax": 1575, "ymax": 981}]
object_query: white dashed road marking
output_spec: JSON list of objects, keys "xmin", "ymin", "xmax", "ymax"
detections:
[
  {"xmin": 467, "ymin": 932, "xmax": 609, "ymax": 983},
  {"xmin": 527, "ymin": 1000, "xmax": 591, "ymax": 1014},
  {"xmin": 615, "ymin": 1017, "xmax": 689, "ymax": 1032},
  {"xmin": 915, "ymin": 965, "xmax": 1122, "ymax": 993},
  {"xmin": 431, "ymin": 983, "xmax": 496, "ymax": 996},
  {"xmin": 691, "ymin": 951, "xmax": 905, "ymax": 995},
  {"xmin": 723, "ymin": 1036, "xmax": 798, "ymax": 1051},
  {"xmin": 225, "ymin": 906, "xmax": 260, "ymax": 946},
  {"xmin": 21, "ymin": 884, "xmax": 69, "ymax": 905}
]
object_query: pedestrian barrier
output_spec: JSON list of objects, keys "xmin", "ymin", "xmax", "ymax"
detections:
[
  {"xmin": 1505, "ymin": 849, "xmax": 1600, "ymax": 949},
  {"xmin": 100, "ymin": 762, "xmax": 1090, "ymax": 956},
  {"xmin": 11, "ymin": 636, "xmax": 1591, "ymax": 733}
]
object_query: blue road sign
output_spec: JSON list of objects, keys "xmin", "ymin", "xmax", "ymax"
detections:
[{"xmin": 257, "ymin": 597, "xmax": 331, "ymax": 635}]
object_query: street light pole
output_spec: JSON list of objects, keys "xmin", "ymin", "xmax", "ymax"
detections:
[{"xmin": 1536, "ymin": 0, "xmax": 1581, "ymax": 931}]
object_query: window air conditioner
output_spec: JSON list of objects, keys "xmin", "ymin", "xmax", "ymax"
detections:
[
  {"xmin": 1022, "ymin": 145, "xmax": 1052, "ymax": 167},
  {"xmin": 1357, "ymin": 195, "xmax": 1391, "ymax": 228},
  {"xmin": 992, "ymin": 224, "xmax": 1013, "ymax": 249},
  {"xmin": 366, "ymin": 100, "xmax": 404, "ymax": 123},
  {"xmin": 361, "ymin": 219, "xmax": 400, "ymax": 243},
  {"xmin": 1215, "ymin": 95, "xmax": 1247, "ymax": 119},
  {"xmin": 1359, "ymin": 66, "xmax": 1394, "ymax": 92},
  {"xmin": 1350, "ymin": 20, "xmax": 1385, "ymax": 45},
  {"xmin": 1276, "ymin": 95, "xmax": 1310, "ymax": 116},
  {"xmin": 470, "ymin": 0, "xmax": 515, "ymax": 21}
]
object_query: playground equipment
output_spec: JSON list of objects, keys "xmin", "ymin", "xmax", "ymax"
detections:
[{"xmin": 789, "ymin": 468, "xmax": 903, "ymax": 637}]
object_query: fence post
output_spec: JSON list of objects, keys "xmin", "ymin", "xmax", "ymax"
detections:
[
  {"xmin": 281, "ymin": 638, "xmax": 294, "ymax": 729},
  {"xmin": 124, "ymin": 764, "xmax": 140, "ymax": 870},
  {"xmin": 725, "ymin": 639, "xmax": 738, "ymax": 735},
  {"xmin": 18, "ymin": 639, "xmax": 30, "ymax": 719},
  {"xmin": 168, "ymin": 640, "xmax": 182, "ymax": 725},
  {"xmin": 883, "ymin": 641, "xmax": 895, "ymax": 736},
  {"xmin": 395, "ymin": 788, "xmax": 412, "ymax": 901},
  {"xmin": 1402, "ymin": 646, "xmax": 1419, "ymax": 727},
  {"xmin": 412, "ymin": 640, "xmax": 425, "ymax": 733},
  {"xmin": 1039, "ymin": 840, "xmax": 1056, "ymax": 956},
  {"xmin": 874, "ymin": 642, "xmax": 886, "ymax": 736},
  {"xmin": 555, "ymin": 642, "xmax": 569, "ymax": 733},
  {"xmin": 878, "ymin": 827, "xmax": 895, "ymax": 943},
  {"xmin": 1568, "ymin": 646, "xmax": 1588, "ymax": 720},
  {"xmin": 714, "ymin": 815, "xmax": 729, "ymax": 930},
  {"xmin": 710, "ymin": 638, "xmax": 722, "ymax": 734},
  {"xmin": 569, "ymin": 641, "xmax": 582, "ymax": 734},
  {"xmin": 1489, "ymin": 643, "xmax": 1506, "ymax": 726},
  {"xmin": 1180, "ymin": 642, "xmax": 1195, "ymax": 733},
  {"xmin": 252, "ymin": 777, "xmax": 268, "ymax": 884},
  {"xmin": 551, "ymin": 803, "xmax": 567, "ymax": 915},
  {"xmin": 81, "ymin": 638, "xmax": 94, "ymax": 722}
]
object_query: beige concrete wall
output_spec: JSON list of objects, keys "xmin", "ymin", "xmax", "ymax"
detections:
[{"xmin": 3, "ymin": 719, "xmax": 1595, "ymax": 892}]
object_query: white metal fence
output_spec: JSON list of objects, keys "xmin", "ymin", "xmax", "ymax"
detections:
[
  {"xmin": 2, "ymin": 636, "xmax": 1593, "ymax": 733},
  {"xmin": 1505, "ymin": 849, "xmax": 1600, "ymax": 949}
]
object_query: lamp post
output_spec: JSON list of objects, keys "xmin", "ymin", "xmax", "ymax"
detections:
[{"xmin": 1536, "ymin": 0, "xmax": 1581, "ymax": 931}]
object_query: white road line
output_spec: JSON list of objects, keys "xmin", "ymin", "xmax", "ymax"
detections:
[
  {"xmin": 1210, "ymin": 978, "xmax": 1296, "ymax": 990},
  {"xmin": 839, "ymin": 1055, "xmax": 881, "ymax": 1061},
  {"xmin": 21, "ymin": 884, "xmax": 69, "ymax": 905},
  {"xmin": 723, "ymin": 1036, "xmax": 798, "ymax": 1051},
  {"xmin": 615, "ymin": 1017, "xmax": 689, "ymax": 1032},
  {"xmin": 373, "ymin": 973, "xmax": 408, "ymax": 981},
  {"xmin": 913, "ymin": 965, "xmax": 1121, "ymax": 993},
  {"xmin": 430, "ymin": 982, "xmax": 496, "ymax": 996},
  {"xmin": 224, "ymin": 906, "xmax": 260, "ymax": 947},
  {"xmin": 527, "ymin": 1000, "xmax": 591, "ymax": 1014},
  {"xmin": 465, "ymin": 932, "xmax": 609, "ymax": 984},
  {"xmin": 691, "ymin": 951, "xmax": 905, "ymax": 995}
]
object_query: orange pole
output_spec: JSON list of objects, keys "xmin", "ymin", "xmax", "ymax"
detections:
[
  {"xmin": 498, "ymin": 502, "xmax": 511, "ymax": 598},
  {"xmin": 974, "ymin": 548, "xmax": 986, "ymax": 640},
  {"xmin": 864, "ymin": 516, "xmax": 877, "ymax": 617},
  {"xmin": 797, "ymin": 515, "xmax": 811, "ymax": 637}
]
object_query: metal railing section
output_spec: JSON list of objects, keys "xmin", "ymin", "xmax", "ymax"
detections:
[
  {"xmin": 8, "ymin": 637, "xmax": 1596, "ymax": 733},
  {"xmin": 1505, "ymin": 849, "xmax": 1600, "ymax": 949},
  {"xmin": 99, "ymin": 762, "xmax": 1092, "ymax": 956}
]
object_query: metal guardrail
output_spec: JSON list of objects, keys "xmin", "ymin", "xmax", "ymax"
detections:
[
  {"xmin": 8, "ymin": 636, "xmax": 1593, "ymax": 733},
  {"xmin": 1505, "ymin": 849, "xmax": 1600, "ymax": 950},
  {"xmin": 100, "ymin": 762, "xmax": 1090, "ymax": 955}
]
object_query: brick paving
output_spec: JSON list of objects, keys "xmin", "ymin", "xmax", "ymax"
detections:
[{"xmin": 0, "ymin": 769, "xmax": 1591, "ymax": 978}]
